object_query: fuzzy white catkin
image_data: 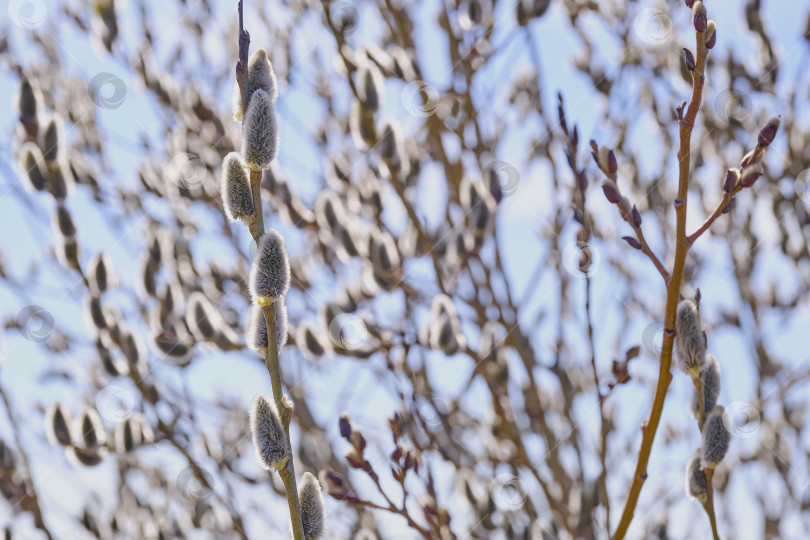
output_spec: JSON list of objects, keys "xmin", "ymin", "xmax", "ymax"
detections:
[
  {"xmin": 675, "ymin": 299, "xmax": 706, "ymax": 375},
  {"xmin": 242, "ymin": 89, "xmax": 279, "ymax": 171},
  {"xmin": 701, "ymin": 406, "xmax": 731, "ymax": 469},
  {"xmin": 248, "ymin": 48, "xmax": 278, "ymax": 102},
  {"xmin": 249, "ymin": 230, "xmax": 291, "ymax": 301},
  {"xmin": 685, "ymin": 451, "xmax": 708, "ymax": 503},
  {"xmin": 250, "ymin": 394, "xmax": 289, "ymax": 471},
  {"xmin": 220, "ymin": 152, "xmax": 254, "ymax": 223},
  {"xmin": 298, "ymin": 472, "xmax": 327, "ymax": 539},
  {"xmin": 690, "ymin": 354, "xmax": 721, "ymax": 419},
  {"xmin": 247, "ymin": 300, "xmax": 288, "ymax": 354}
]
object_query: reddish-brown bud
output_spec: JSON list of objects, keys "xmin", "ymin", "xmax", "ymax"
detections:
[
  {"xmin": 607, "ymin": 150, "xmax": 618, "ymax": 175},
  {"xmin": 622, "ymin": 236, "xmax": 642, "ymax": 250},
  {"xmin": 346, "ymin": 452, "xmax": 363, "ymax": 469},
  {"xmin": 692, "ymin": 2, "xmax": 707, "ymax": 32},
  {"xmin": 685, "ymin": 0, "xmax": 695, "ymax": 7},
  {"xmin": 757, "ymin": 116, "xmax": 780, "ymax": 147},
  {"xmin": 740, "ymin": 170, "xmax": 762, "ymax": 188},
  {"xmin": 630, "ymin": 205, "xmax": 642, "ymax": 228},
  {"xmin": 683, "ymin": 48, "xmax": 696, "ymax": 71},
  {"xmin": 705, "ymin": 21, "xmax": 717, "ymax": 49},
  {"xmin": 602, "ymin": 182, "xmax": 621, "ymax": 204},
  {"xmin": 339, "ymin": 413, "xmax": 352, "ymax": 439},
  {"xmin": 723, "ymin": 169, "xmax": 739, "ymax": 193},
  {"xmin": 721, "ymin": 197, "xmax": 736, "ymax": 214}
]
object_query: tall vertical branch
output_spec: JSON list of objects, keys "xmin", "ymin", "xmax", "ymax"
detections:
[{"xmin": 612, "ymin": 12, "xmax": 709, "ymax": 540}]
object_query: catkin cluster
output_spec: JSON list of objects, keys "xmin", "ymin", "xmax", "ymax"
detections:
[
  {"xmin": 677, "ymin": 298, "xmax": 732, "ymax": 504},
  {"xmin": 222, "ymin": 47, "xmax": 325, "ymax": 538}
]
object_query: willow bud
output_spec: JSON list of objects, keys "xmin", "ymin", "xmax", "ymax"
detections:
[
  {"xmin": 19, "ymin": 142, "xmax": 47, "ymax": 192},
  {"xmin": 88, "ymin": 253, "xmax": 113, "ymax": 295},
  {"xmin": 45, "ymin": 403, "xmax": 72, "ymax": 446},
  {"xmin": 250, "ymin": 394, "xmax": 290, "ymax": 471},
  {"xmin": 723, "ymin": 168, "xmax": 739, "ymax": 193},
  {"xmin": 220, "ymin": 152, "xmax": 254, "ymax": 223},
  {"xmin": 757, "ymin": 116, "xmax": 780, "ymax": 148},
  {"xmin": 249, "ymin": 230, "xmax": 291, "ymax": 303},
  {"xmin": 186, "ymin": 291, "xmax": 219, "ymax": 341},
  {"xmin": 692, "ymin": 1, "xmax": 707, "ymax": 33},
  {"xmin": 685, "ymin": 451, "xmax": 708, "ymax": 503},
  {"xmin": 675, "ymin": 299, "xmax": 706, "ymax": 375},
  {"xmin": 298, "ymin": 472, "xmax": 327, "ymax": 539},
  {"xmin": 247, "ymin": 48, "xmax": 278, "ymax": 102},
  {"xmin": 740, "ymin": 164, "xmax": 763, "ymax": 188},
  {"xmin": 242, "ymin": 89, "xmax": 279, "ymax": 171},
  {"xmin": 701, "ymin": 406, "xmax": 731, "ymax": 468},
  {"xmin": 704, "ymin": 20, "xmax": 717, "ymax": 49},
  {"xmin": 601, "ymin": 180, "xmax": 621, "ymax": 204},
  {"xmin": 683, "ymin": 48, "xmax": 696, "ymax": 71},
  {"xmin": 690, "ymin": 354, "xmax": 721, "ymax": 419}
]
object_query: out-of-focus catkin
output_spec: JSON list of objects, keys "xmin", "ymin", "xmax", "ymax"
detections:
[{"xmin": 690, "ymin": 354, "xmax": 721, "ymax": 419}]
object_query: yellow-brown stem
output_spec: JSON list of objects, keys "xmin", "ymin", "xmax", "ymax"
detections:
[{"xmin": 612, "ymin": 28, "xmax": 709, "ymax": 540}]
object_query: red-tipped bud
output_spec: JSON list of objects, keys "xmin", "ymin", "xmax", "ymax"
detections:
[
  {"xmin": 630, "ymin": 205, "xmax": 642, "ymax": 227},
  {"xmin": 339, "ymin": 413, "xmax": 352, "ymax": 439},
  {"xmin": 705, "ymin": 21, "xmax": 717, "ymax": 49},
  {"xmin": 740, "ymin": 165, "xmax": 763, "ymax": 187},
  {"xmin": 607, "ymin": 150, "xmax": 618, "ymax": 175},
  {"xmin": 692, "ymin": 2, "xmax": 707, "ymax": 32},
  {"xmin": 757, "ymin": 116, "xmax": 780, "ymax": 147},
  {"xmin": 683, "ymin": 48, "xmax": 696, "ymax": 71},
  {"xmin": 723, "ymin": 169, "xmax": 739, "ymax": 193},
  {"xmin": 601, "ymin": 181, "xmax": 621, "ymax": 204},
  {"xmin": 622, "ymin": 236, "xmax": 642, "ymax": 250}
]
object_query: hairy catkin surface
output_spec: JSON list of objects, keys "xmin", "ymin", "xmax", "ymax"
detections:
[
  {"xmin": 701, "ymin": 406, "xmax": 731, "ymax": 468},
  {"xmin": 690, "ymin": 354, "xmax": 721, "ymax": 418},
  {"xmin": 685, "ymin": 451, "xmax": 708, "ymax": 502},
  {"xmin": 298, "ymin": 472, "xmax": 326, "ymax": 539},
  {"xmin": 250, "ymin": 394, "xmax": 289, "ymax": 471},
  {"xmin": 249, "ymin": 230, "xmax": 291, "ymax": 301},
  {"xmin": 221, "ymin": 152, "xmax": 254, "ymax": 222}
]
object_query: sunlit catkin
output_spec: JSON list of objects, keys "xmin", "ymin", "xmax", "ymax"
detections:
[
  {"xmin": 242, "ymin": 89, "xmax": 279, "ymax": 171},
  {"xmin": 690, "ymin": 354, "xmax": 721, "ymax": 419},
  {"xmin": 700, "ymin": 405, "xmax": 731, "ymax": 469},
  {"xmin": 675, "ymin": 299, "xmax": 706, "ymax": 375},
  {"xmin": 250, "ymin": 394, "xmax": 290, "ymax": 471},
  {"xmin": 298, "ymin": 472, "xmax": 327, "ymax": 539},
  {"xmin": 248, "ymin": 48, "xmax": 278, "ymax": 102},
  {"xmin": 74, "ymin": 408, "xmax": 106, "ymax": 449},
  {"xmin": 249, "ymin": 230, "xmax": 291, "ymax": 303},
  {"xmin": 685, "ymin": 451, "xmax": 708, "ymax": 503},
  {"xmin": 45, "ymin": 403, "xmax": 72, "ymax": 446},
  {"xmin": 220, "ymin": 152, "xmax": 254, "ymax": 223}
]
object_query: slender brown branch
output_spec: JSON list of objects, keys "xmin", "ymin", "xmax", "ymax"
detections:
[{"xmin": 612, "ymin": 23, "xmax": 709, "ymax": 540}]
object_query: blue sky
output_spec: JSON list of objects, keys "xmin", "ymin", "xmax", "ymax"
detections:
[{"xmin": 1, "ymin": 0, "xmax": 809, "ymax": 538}]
